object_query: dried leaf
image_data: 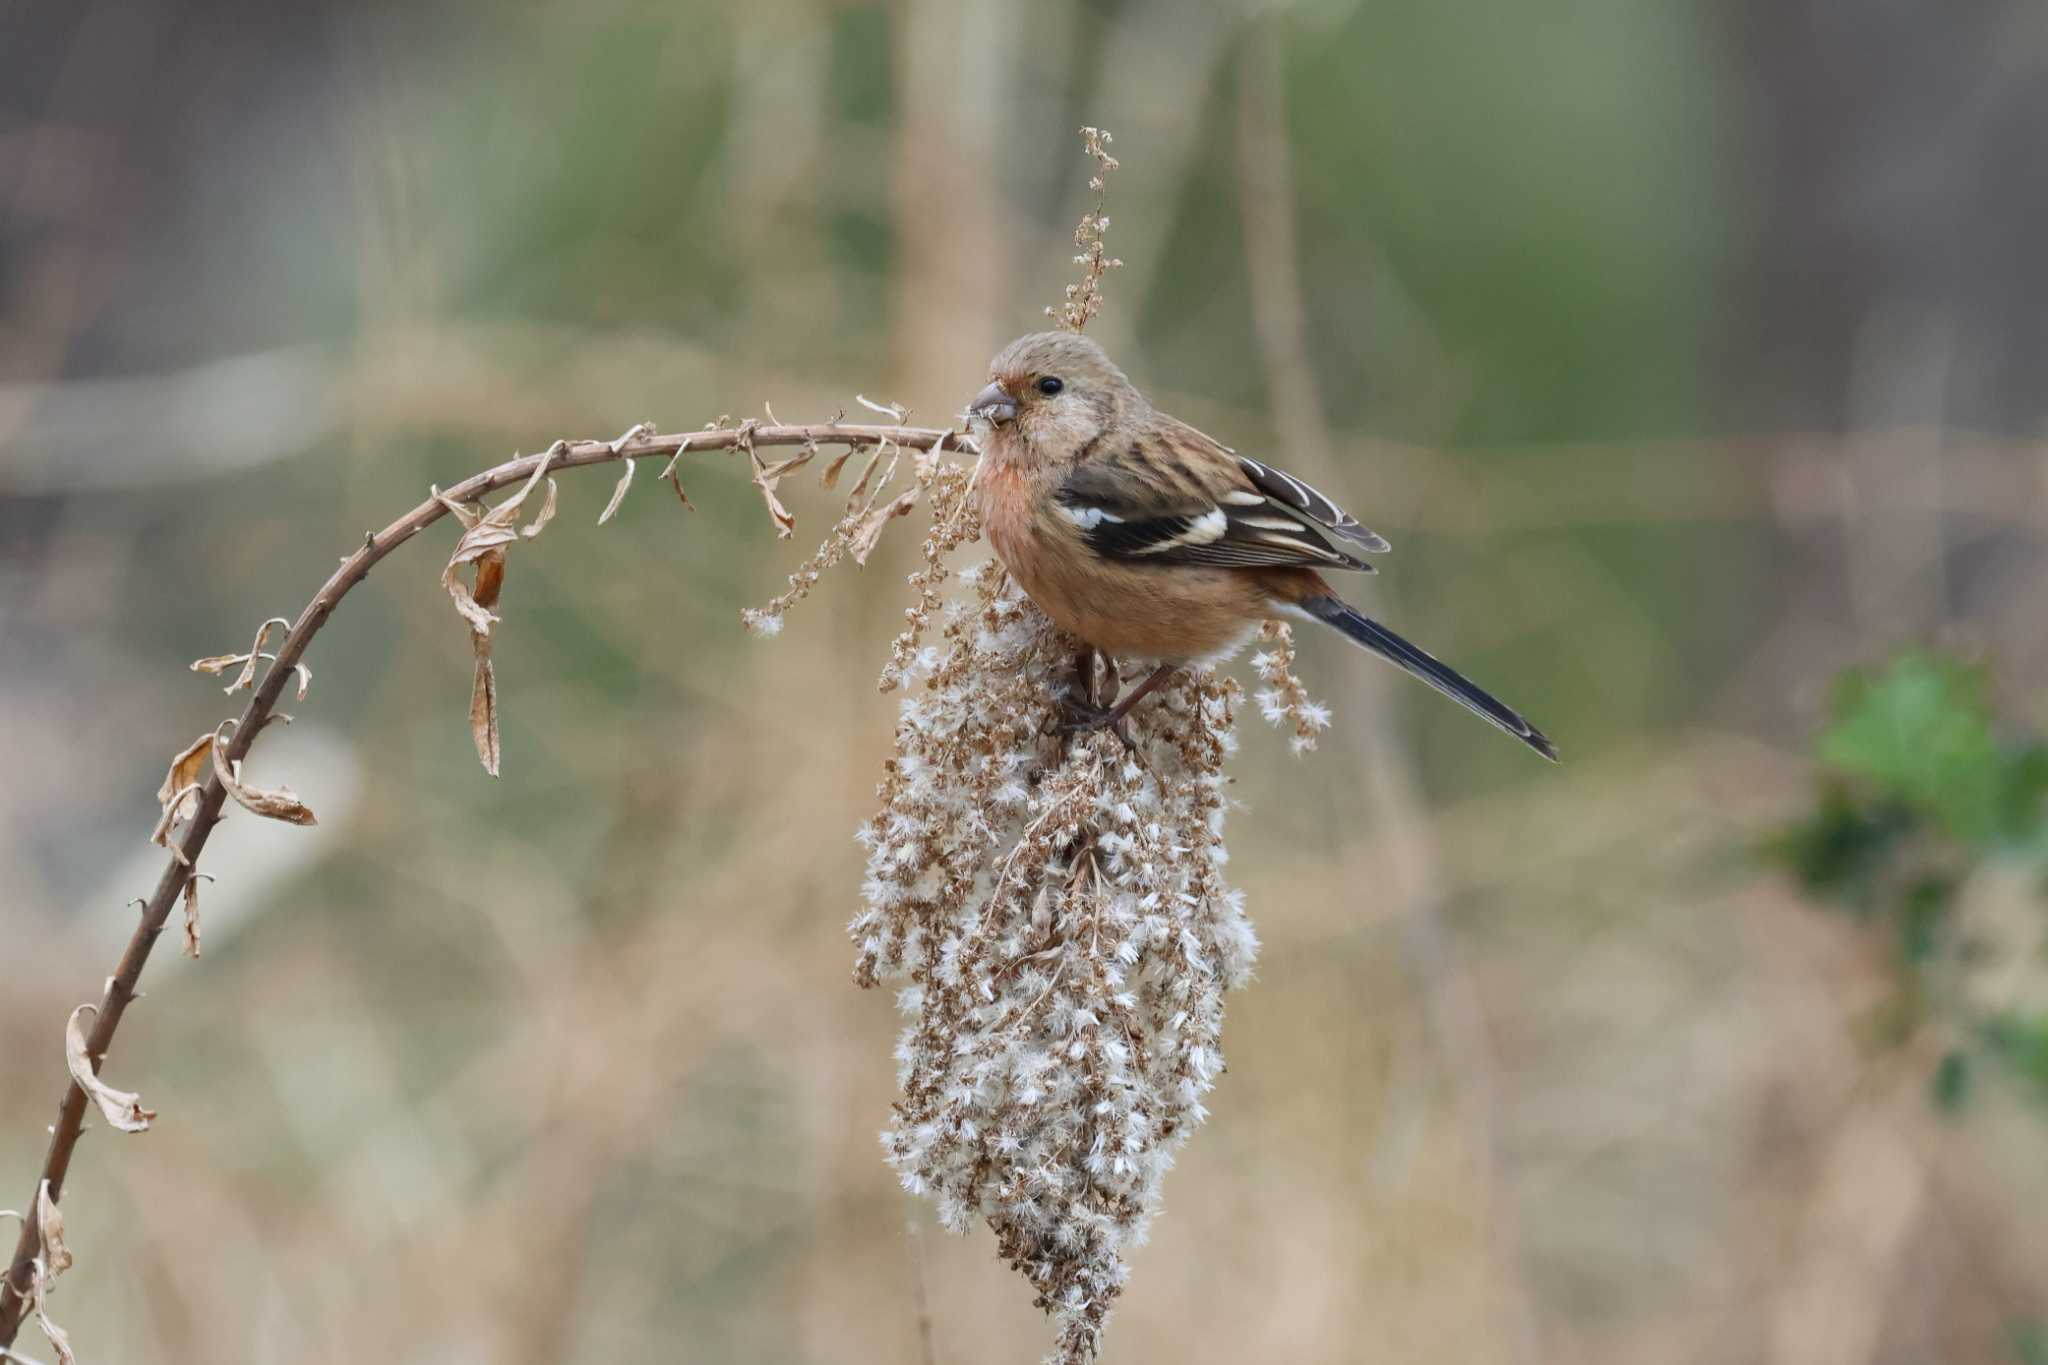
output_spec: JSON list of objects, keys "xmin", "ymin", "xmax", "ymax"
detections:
[
  {"xmin": 471, "ymin": 549, "xmax": 506, "ymax": 616},
  {"xmin": 180, "ymin": 874, "xmax": 212, "ymax": 959},
  {"xmin": 34, "ymin": 1181, "xmax": 69, "ymax": 1279},
  {"xmin": 29, "ymin": 1261, "xmax": 76, "ymax": 1365},
  {"xmin": 519, "ymin": 477, "xmax": 558, "ymax": 539},
  {"xmin": 598, "ymin": 456, "xmax": 636, "ymax": 525},
  {"xmin": 155, "ymin": 733, "xmax": 213, "ymax": 826},
  {"xmin": 856, "ymin": 393, "xmax": 908, "ymax": 422},
  {"xmin": 440, "ymin": 448, "xmax": 554, "ymax": 637},
  {"xmin": 225, "ymin": 619, "xmax": 286, "ymax": 693},
  {"xmin": 65, "ymin": 1005, "xmax": 154, "ymax": 1134},
  {"xmin": 657, "ymin": 433, "xmax": 699, "ymax": 509},
  {"xmin": 757, "ymin": 451, "xmax": 816, "ymax": 482},
  {"xmin": 820, "ymin": 448, "xmax": 856, "ymax": 490},
  {"xmin": 149, "ymin": 789, "xmax": 199, "ymax": 865},
  {"xmin": 189, "ymin": 652, "xmax": 252, "ymax": 675},
  {"xmin": 432, "ymin": 486, "xmax": 483, "ymax": 530},
  {"xmin": 609, "ymin": 421, "xmax": 654, "ymax": 453},
  {"xmin": 292, "ymin": 662, "xmax": 312, "ymax": 701},
  {"xmin": 846, "ymin": 444, "xmax": 888, "ymax": 503},
  {"xmin": 470, "ymin": 656, "xmax": 499, "ymax": 776},
  {"xmin": 850, "ymin": 491, "xmax": 921, "ymax": 566},
  {"xmin": 209, "ymin": 725, "xmax": 317, "ymax": 826},
  {"xmin": 751, "ymin": 447, "xmax": 800, "ymax": 539}
]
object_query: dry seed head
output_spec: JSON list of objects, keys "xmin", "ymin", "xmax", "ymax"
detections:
[
  {"xmin": 1048, "ymin": 127, "xmax": 1124, "ymax": 335},
  {"xmin": 852, "ymin": 562, "xmax": 1259, "ymax": 1364},
  {"xmin": 1251, "ymin": 620, "xmax": 1332, "ymax": 753}
]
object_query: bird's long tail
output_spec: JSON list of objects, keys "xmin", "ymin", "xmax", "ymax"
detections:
[{"xmin": 1295, "ymin": 595, "xmax": 1558, "ymax": 761}]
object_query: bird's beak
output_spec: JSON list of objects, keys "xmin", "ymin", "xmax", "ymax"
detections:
[{"xmin": 969, "ymin": 380, "xmax": 1018, "ymax": 426}]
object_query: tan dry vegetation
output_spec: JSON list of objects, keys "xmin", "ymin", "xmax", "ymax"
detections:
[{"xmin": 7, "ymin": 4, "xmax": 2048, "ymax": 1363}]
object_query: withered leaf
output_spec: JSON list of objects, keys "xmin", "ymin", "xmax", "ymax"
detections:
[
  {"xmin": 432, "ymin": 486, "xmax": 482, "ymax": 530},
  {"xmin": 180, "ymin": 873, "xmax": 212, "ymax": 959},
  {"xmin": 65, "ymin": 1005, "xmax": 154, "ymax": 1134},
  {"xmin": 597, "ymin": 456, "xmax": 636, "ymax": 525},
  {"xmin": 472, "ymin": 549, "xmax": 506, "ymax": 616},
  {"xmin": 855, "ymin": 393, "xmax": 908, "ymax": 422},
  {"xmin": 155, "ymin": 733, "xmax": 213, "ymax": 827},
  {"xmin": 35, "ymin": 1180, "xmax": 70, "ymax": 1278},
  {"xmin": 850, "ymin": 491, "xmax": 921, "ymax": 566},
  {"xmin": 440, "ymin": 448, "xmax": 554, "ymax": 637},
  {"xmin": 519, "ymin": 476, "xmax": 558, "ymax": 540},
  {"xmin": 596, "ymin": 424, "xmax": 654, "ymax": 525},
  {"xmin": 845, "ymin": 444, "xmax": 890, "ymax": 504},
  {"xmin": 196, "ymin": 617, "xmax": 292, "ymax": 695},
  {"xmin": 470, "ymin": 655, "xmax": 499, "ymax": 777},
  {"xmin": 750, "ymin": 446, "xmax": 805, "ymax": 539},
  {"xmin": 657, "ymin": 433, "xmax": 699, "ymax": 510},
  {"xmin": 820, "ymin": 447, "xmax": 856, "ymax": 490},
  {"xmin": 30, "ymin": 1258, "xmax": 77, "ymax": 1365},
  {"xmin": 210, "ymin": 725, "xmax": 317, "ymax": 826}
]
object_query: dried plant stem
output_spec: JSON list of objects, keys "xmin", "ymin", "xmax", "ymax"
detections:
[{"xmin": 0, "ymin": 420, "xmax": 972, "ymax": 1350}]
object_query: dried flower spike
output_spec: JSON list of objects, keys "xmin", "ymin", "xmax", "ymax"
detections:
[
  {"xmin": 853, "ymin": 564, "xmax": 1258, "ymax": 1365},
  {"xmin": 1047, "ymin": 127, "xmax": 1123, "ymax": 334}
]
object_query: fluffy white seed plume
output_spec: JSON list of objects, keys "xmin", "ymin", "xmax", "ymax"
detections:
[{"xmin": 852, "ymin": 565, "xmax": 1259, "ymax": 1365}]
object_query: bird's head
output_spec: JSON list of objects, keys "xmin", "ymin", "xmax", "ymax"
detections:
[{"xmin": 967, "ymin": 331, "xmax": 1142, "ymax": 463}]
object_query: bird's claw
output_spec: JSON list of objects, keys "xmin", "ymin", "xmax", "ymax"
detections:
[{"xmin": 1055, "ymin": 697, "xmax": 1136, "ymax": 752}]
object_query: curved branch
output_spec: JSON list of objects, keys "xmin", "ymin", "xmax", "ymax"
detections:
[{"xmin": 0, "ymin": 420, "xmax": 973, "ymax": 1347}]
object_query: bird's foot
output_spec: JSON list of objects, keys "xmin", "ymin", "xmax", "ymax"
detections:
[{"xmin": 1055, "ymin": 694, "xmax": 1137, "ymax": 753}]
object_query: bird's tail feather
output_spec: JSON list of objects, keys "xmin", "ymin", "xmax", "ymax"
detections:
[{"xmin": 1297, "ymin": 596, "xmax": 1558, "ymax": 761}]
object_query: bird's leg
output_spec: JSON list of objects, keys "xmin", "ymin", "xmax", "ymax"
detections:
[
  {"xmin": 1079, "ymin": 645, "xmax": 1108, "ymax": 710},
  {"xmin": 1057, "ymin": 648, "xmax": 1125, "ymax": 747},
  {"xmin": 1058, "ymin": 662, "xmax": 1177, "ymax": 749},
  {"xmin": 1058, "ymin": 646, "xmax": 1110, "ymax": 721}
]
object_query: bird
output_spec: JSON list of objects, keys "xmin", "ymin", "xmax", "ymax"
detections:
[{"xmin": 965, "ymin": 330, "xmax": 1557, "ymax": 761}]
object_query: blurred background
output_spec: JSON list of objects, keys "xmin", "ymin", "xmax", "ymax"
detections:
[{"xmin": 5, "ymin": 1, "xmax": 2048, "ymax": 1361}]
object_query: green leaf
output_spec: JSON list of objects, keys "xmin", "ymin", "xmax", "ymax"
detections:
[
  {"xmin": 1818, "ymin": 654, "xmax": 2037, "ymax": 843},
  {"xmin": 1767, "ymin": 785, "xmax": 1917, "ymax": 909}
]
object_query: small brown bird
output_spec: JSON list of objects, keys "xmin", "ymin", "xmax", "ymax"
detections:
[{"xmin": 968, "ymin": 331, "xmax": 1556, "ymax": 760}]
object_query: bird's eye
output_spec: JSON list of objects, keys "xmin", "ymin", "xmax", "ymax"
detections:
[{"xmin": 1036, "ymin": 376, "xmax": 1064, "ymax": 396}]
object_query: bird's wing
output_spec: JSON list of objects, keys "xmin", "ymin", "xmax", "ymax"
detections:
[{"xmin": 1054, "ymin": 420, "xmax": 1389, "ymax": 571}]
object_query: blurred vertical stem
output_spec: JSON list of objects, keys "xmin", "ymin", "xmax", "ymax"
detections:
[{"xmin": 1234, "ymin": 23, "xmax": 1545, "ymax": 1365}]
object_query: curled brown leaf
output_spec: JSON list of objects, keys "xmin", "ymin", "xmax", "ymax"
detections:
[
  {"xmin": 155, "ymin": 733, "xmax": 213, "ymax": 827},
  {"xmin": 846, "ymin": 443, "xmax": 891, "ymax": 504},
  {"xmin": 596, "ymin": 424, "xmax": 655, "ymax": 525},
  {"xmin": 855, "ymin": 393, "xmax": 908, "ymax": 423},
  {"xmin": 519, "ymin": 475, "xmax": 558, "ymax": 540},
  {"xmin": 33, "ymin": 1182, "xmax": 69, "ymax": 1279},
  {"xmin": 850, "ymin": 491, "xmax": 921, "ymax": 566},
  {"xmin": 191, "ymin": 617, "xmax": 293, "ymax": 695},
  {"xmin": 180, "ymin": 873, "xmax": 213, "ymax": 959},
  {"xmin": 28, "ymin": 1261, "xmax": 75, "ymax": 1365},
  {"xmin": 597, "ymin": 455, "xmax": 636, "ymax": 526},
  {"xmin": 64, "ymin": 1005, "xmax": 155, "ymax": 1134},
  {"xmin": 209, "ymin": 722, "xmax": 317, "ymax": 826},
  {"xmin": 656, "ymin": 433, "xmax": 699, "ymax": 509},
  {"xmin": 820, "ymin": 448, "xmax": 856, "ymax": 490},
  {"xmin": 440, "ymin": 447, "xmax": 555, "ymax": 637},
  {"xmin": 749, "ymin": 438, "xmax": 808, "ymax": 539},
  {"xmin": 470, "ymin": 655, "xmax": 499, "ymax": 777}
]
